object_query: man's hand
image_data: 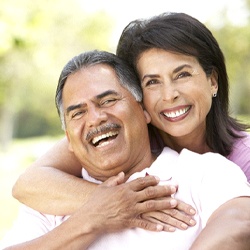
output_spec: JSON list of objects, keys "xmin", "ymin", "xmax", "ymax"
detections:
[{"xmin": 141, "ymin": 200, "xmax": 196, "ymax": 232}]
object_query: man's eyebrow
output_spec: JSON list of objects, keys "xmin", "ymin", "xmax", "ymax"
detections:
[
  {"xmin": 96, "ymin": 90, "xmax": 120, "ymax": 99},
  {"xmin": 66, "ymin": 103, "xmax": 84, "ymax": 115},
  {"xmin": 65, "ymin": 90, "xmax": 120, "ymax": 115}
]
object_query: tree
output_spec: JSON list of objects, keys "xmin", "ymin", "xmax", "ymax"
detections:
[
  {"xmin": 0, "ymin": 0, "xmax": 114, "ymax": 150},
  {"xmin": 207, "ymin": 1, "xmax": 250, "ymax": 117}
]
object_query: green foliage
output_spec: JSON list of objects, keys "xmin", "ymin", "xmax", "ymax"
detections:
[
  {"xmin": 0, "ymin": 0, "xmax": 114, "ymax": 146},
  {"xmin": 0, "ymin": 0, "xmax": 250, "ymax": 148},
  {"xmin": 207, "ymin": 6, "xmax": 250, "ymax": 116}
]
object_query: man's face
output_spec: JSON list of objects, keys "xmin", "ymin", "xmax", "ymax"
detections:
[{"xmin": 62, "ymin": 64, "xmax": 152, "ymax": 181}]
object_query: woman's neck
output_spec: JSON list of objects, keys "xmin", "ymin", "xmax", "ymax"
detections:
[{"xmin": 159, "ymin": 129, "xmax": 211, "ymax": 154}]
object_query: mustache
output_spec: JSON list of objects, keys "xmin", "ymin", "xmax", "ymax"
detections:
[{"xmin": 86, "ymin": 123, "xmax": 121, "ymax": 141}]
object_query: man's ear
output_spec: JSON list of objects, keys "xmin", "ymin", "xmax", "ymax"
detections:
[
  {"xmin": 143, "ymin": 110, "xmax": 151, "ymax": 124},
  {"xmin": 65, "ymin": 131, "xmax": 73, "ymax": 152}
]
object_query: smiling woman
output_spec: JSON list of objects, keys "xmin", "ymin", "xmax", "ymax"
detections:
[
  {"xmin": 137, "ymin": 48, "xmax": 218, "ymax": 145},
  {"xmin": 117, "ymin": 13, "xmax": 250, "ymax": 177}
]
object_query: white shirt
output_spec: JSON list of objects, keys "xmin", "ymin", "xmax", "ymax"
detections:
[{"xmin": 1, "ymin": 148, "xmax": 250, "ymax": 249}]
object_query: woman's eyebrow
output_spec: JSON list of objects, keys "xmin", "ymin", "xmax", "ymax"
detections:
[
  {"xmin": 173, "ymin": 64, "xmax": 192, "ymax": 73},
  {"xmin": 141, "ymin": 74, "xmax": 159, "ymax": 82}
]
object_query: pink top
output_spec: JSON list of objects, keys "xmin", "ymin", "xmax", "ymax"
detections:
[{"xmin": 227, "ymin": 132, "xmax": 250, "ymax": 182}]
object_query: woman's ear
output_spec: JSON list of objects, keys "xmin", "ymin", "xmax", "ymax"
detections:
[
  {"xmin": 143, "ymin": 110, "xmax": 151, "ymax": 124},
  {"xmin": 210, "ymin": 69, "xmax": 218, "ymax": 93}
]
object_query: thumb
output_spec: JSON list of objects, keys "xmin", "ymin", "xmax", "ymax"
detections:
[{"xmin": 103, "ymin": 172, "xmax": 125, "ymax": 187}]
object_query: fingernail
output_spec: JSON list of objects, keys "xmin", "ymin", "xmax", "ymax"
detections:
[
  {"xmin": 168, "ymin": 226, "xmax": 176, "ymax": 232},
  {"xmin": 190, "ymin": 209, "xmax": 196, "ymax": 215},
  {"xmin": 170, "ymin": 185, "xmax": 176, "ymax": 192},
  {"xmin": 181, "ymin": 223, "xmax": 188, "ymax": 229},
  {"xmin": 190, "ymin": 219, "xmax": 196, "ymax": 226},
  {"xmin": 170, "ymin": 199, "xmax": 177, "ymax": 207},
  {"xmin": 154, "ymin": 176, "xmax": 160, "ymax": 181},
  {"xmin": 156, "ymin": 224, "xmax": 163, "ymax": 231}
]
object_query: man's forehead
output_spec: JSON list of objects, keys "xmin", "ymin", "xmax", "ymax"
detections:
[{"xmin": 62, "ymin": 65, "xmax": 132, "ymax": 105}]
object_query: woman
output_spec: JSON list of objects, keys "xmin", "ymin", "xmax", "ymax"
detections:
[
  {"xmin": 116, "ymin": 12, "xmax": 250, "ymax": 176},
  {"xmin": 13, "ymin": 12, "xmax": 250, "ymax": 229}
]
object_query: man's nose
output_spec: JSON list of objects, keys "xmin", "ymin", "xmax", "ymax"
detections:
[{"xmin": 86, "ymin": 106, "xmax": 108, "ymax": 127}]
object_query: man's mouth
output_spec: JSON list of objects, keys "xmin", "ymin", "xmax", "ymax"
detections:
[
  {"xmin": 86, "ymin": 123, "xmax": 121, "ymax": 147},
  {"xmin": 162, "ymin": 106, "xmax": 191, "ymax": 118},
  {"xmin": 91, "ymin": 131, "xmax": 119, "ymax": 147}
]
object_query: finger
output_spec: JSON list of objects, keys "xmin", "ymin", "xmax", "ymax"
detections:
[
  {"xmin": 141, "ymin": 210, "xmax": 195, "ymax": 231},
  {"xmin": 137, "ymin": 185, "xmax": 177, "ymax": 203},
  {"xmin": 136, "ymin": 198, "xmax": 178, "ymax": 215},
  {"xmin": 130, "ymin": 217, "xmax": 164, "ymax": 232},
  {"xmin": 160, "ymin": 208, "xmax": 196, "ymax": 228},
  {"xmin": 176, "ymin": 200, "xmax": 196, "ymax": 216},
  {"xmin": 102, "ymin": 172, "xmax": 126, "ymax": 187},
  {"xmin": 140, "ymin": 214, "xmax": 177, "ymax": 232},
  {"xmin": 128, "ymin": 175, "xmax": 160, "ymax": 191}
]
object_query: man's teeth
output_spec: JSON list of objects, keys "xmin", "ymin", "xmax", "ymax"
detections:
[
  {"xmin": 91, "ymin": 131, "xmax": 118, "ymax": 145},
  {"xmin": 164, "ymin": 107, "xmax": 190, "ymax": 118}
]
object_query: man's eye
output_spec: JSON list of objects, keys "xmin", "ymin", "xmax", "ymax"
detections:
[
  {"xmin": 72, "ymin": 111, "xmax": 83, "ymax": 119},
  {"xmin": 101, "ymin": 99, "xmax": 117, "ymax": 106}
]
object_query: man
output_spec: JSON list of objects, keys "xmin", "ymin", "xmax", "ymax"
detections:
[{"xmin": 1, "ymin": 50, "xmax": 250, "ymax": 249}]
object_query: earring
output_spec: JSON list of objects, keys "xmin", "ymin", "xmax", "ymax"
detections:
[{"xmin": 213, "ymin": 93, "xmax": 217, "ymax": 98}]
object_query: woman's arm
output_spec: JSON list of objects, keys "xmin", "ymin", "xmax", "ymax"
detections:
[
  {"xmin": 12, "ymin": 137, "xmax": 196, "ymax": 229},
  {"xmin": 190, "ymin": 197, "xmax": 250, "ymax": 250},
  {"xmin": 3, "ymin": 174, "xmax": 172, "ymax": 250},
  {"xmin": 12, "ymin": 137, "xmax": 90, "ymax": 215}
]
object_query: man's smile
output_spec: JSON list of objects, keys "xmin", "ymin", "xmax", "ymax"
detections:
[{"xmin": 91, "ymin": 131, "xmax": 119, "ymax": 147}]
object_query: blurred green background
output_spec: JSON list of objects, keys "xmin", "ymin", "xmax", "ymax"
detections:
[{"xmin": 1, "ymin": 0, "xmax": 250, "ymax": 241}]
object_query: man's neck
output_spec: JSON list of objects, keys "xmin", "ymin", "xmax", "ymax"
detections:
[{"xmin": 123, "ymin": 151, "xmax": 157, "ymax": 181}]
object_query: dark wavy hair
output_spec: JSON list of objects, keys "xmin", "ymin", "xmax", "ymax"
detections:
[{"xmin": 116, "ymin": 12, "xmax": 249, "ymax": 156}]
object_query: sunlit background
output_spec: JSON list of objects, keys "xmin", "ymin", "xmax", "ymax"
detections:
[{"xmin": 0, "ymin": 0, "xmax": 250, "ymax": 241}]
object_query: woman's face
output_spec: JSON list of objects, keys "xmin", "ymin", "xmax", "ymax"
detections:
[{"xmin": 136, "ymin": 48, "xmax": 218, "ymax": 139}]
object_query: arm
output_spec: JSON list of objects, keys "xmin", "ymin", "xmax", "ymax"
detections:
[
  {"xmin": 13, "ymin": 137, "xmax": 196, "ymax": 228},
  {"xmin": 12, "ymin": 137, "xmax": 92, "ymax": 215},
  {"xmin": 190, "ymin": 197, "xmax": 250, "ymax": 250},
  {"xmin": 3, "ymin": 173, "xmax": 175, "ymax": 250}
]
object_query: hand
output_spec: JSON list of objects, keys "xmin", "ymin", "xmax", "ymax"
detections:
[
  {"xmin": 141, "ymin": 199, "xmax": 196, "ymax": 232},
  {"xmin": 74, "ymin": 172, "xmax": 178, "ymax": 234}
]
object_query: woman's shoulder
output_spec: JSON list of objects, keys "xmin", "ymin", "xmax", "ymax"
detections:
[
  {"xmin": 227, "ymin": 131, "xmax": 250, "ymax": 182},
  {"xmin": 233, "ymin": 131, "xmax": 250, "ymax": 149}
]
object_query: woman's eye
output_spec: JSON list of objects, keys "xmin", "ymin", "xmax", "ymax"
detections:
[
  {"xmin": 145, "ymin": 79, "xmax": 158, "ymax": 87},
  {"xmin": 176, "ymin": 71, "xmax": 191, "ymax": 79}
]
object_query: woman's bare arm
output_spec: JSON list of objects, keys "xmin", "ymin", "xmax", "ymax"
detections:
[
  {"xmin": 190, "ymin": 197, "xmax": 250, "ymax": 250},
  {"xmin": 12, "ymin": 137, "xmax": 196, "ymax": 229},
  {"xmin": 12, "ymin": 137, "xmax": 91, "ymax": 215}
]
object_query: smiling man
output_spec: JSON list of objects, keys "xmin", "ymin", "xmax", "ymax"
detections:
[
  {"xmin": 61, "ymin": 60, "xmax": 154, "ymax": 181},
  {"xmin": 1, "ymin": 50, "xmax": 250, "ymax": 250}
]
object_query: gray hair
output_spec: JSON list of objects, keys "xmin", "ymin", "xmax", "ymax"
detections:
[{"xmin": 55, "ymin": 50, "xmax": 142, "ymax": 130}]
